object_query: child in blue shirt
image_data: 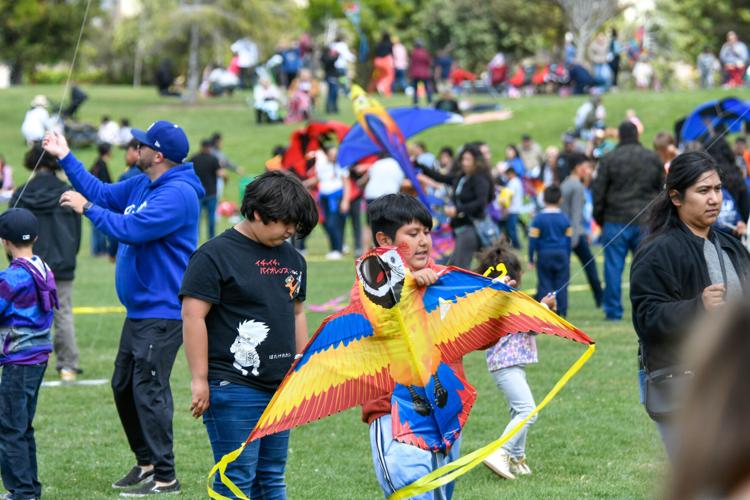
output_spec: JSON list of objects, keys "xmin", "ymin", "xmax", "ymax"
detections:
[
  {"xmin": 528, "ymin": 185, "xmax": 572, "ymax": 316},
  {"xmin": 0, "ymin": 208, "xmax": 58, "ymax": 500}
]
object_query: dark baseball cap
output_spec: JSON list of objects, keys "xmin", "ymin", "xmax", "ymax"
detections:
[
  {"xmin": 131, "ymin": 120, "xmax": 190, "ymax": 164},
  {"xmin": 0, "ymin": 208, "xmax": 39, "ymax": 244}
]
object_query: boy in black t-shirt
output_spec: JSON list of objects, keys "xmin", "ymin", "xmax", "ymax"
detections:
[{"xmin": 180, "ymin": 171, "xmax": 318, "ymax": 498}]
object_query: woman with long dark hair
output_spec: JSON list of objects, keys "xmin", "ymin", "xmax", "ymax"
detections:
[
  {"xmin": 443, "ymin": 145, "xmax": 495, "ymax": 268},
  {"xmin": 630, "ymin": 151, "xmax": 750, "ymax": 460}
]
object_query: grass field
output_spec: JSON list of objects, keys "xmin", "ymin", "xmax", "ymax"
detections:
[{"xmin": 1, "ymin": 84, "xmax": 748, "ymax": 499}]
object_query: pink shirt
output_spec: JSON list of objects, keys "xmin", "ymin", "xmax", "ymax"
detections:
[{"xmin": 393, "ymin": 43, "xmax": 408, "ymax": 70}]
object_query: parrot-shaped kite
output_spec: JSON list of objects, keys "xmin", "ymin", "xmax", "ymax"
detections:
[
  {"xmin": 337, "ymin": 86, "xmax": 462, "ymax": 211},
  {"xmin": 209, "ymin": 247, "xmax": 595, "ymax": 499},
  {"xmin": 248, "ymin": 247, "xmax": 594, "ymax": 448}
]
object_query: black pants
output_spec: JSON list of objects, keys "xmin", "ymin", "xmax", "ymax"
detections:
[
  {"xmin": 450, "ymin": 225, "xmax": 479, "ymax": 270},
  {"xmin": 112, "ymin": 318, "xmax": 182, "ymax": 482},
  {"xmin": 572, "ymin": 237, "xmax": 603, "ymax": 307}
]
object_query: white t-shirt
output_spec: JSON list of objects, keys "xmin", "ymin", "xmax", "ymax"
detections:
[
  {"xmin": 22, "ymin": 256, "xmax": 50, "ymax": 279},
  {"xmin": 507, "ymin": 176, "xmax": 524, "ymax": 214},
  {"xmin": 364, "ymin": 158, "xmax": 405, "ymax": 200},
  {"xmin": 332, "ymin": 41, "xmax": 355, "ymax": 70},
  {"xmin": 98, "ymin": 120, "xmax": 120, "ymax": 145},
  {"xmin": 230, "ymin": 38, "xmax": 259, "ymax": 68},
  {"xmin": 21, "ymin": 107, "xmax": 51, "ymax": 143},
  {"xmin": 315, "ymin": 151, "xmax": 349, "ymax": 195}
]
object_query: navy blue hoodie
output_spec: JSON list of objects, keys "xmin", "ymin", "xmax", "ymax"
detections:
[{"xmin": 60, "ymin": 152, "xmax": 205, "ymax": 319}]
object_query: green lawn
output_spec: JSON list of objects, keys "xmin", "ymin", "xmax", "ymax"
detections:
[{"xmin": 1, "ymin": 84, "xmax": 748, "ymax": 499}]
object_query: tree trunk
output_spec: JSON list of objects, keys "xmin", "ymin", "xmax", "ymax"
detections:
[
  {"xmin": 133, "ymin": 19, "xmax": 146, "ymax": 87},
  {"xmin": 186, "ymin": 22, "xmax": 200, "ymax": 102},
  {"xmin": 577, "ymin": 27, "xmax": 592, "ymax": 63},
  {"xmin": 213, "ymin": 29, "xmax": 223, "ymax": 65},
  {"xmin": 10, "ymin": 60, "xmax": 23, "ymax": 85}
]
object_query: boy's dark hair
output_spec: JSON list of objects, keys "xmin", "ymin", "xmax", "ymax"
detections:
[
  {"xmin": 474, "ymin": 239, "xmax": 522, "ymax": 282},
  {"xmin": 368, "ymin": 193, "xmax": 432, "ymax": 244},
  {"xmin": 127, "ymin": 138, "xmax": 139, "ymax": 150},
  {"xmin": 241, "ymin": 170, "xmax": 318, "ymax": 238},
  {"xmin": 97, "ymin": 142, "xmax": 112, "ymax": 157},
  {"xmin": 24, "ymin": 144, "xmax": 59, "ymax": 171},
  {"xmin": 570, "ymin": 152, "xmax": 591, "ymax": 170},
  {"xmin": 200, "ymin": 138, "xmax": 213, "ymax": 149},
  {"xmin": 543, "ymin": 185, "xmax": 562, "ymax": 205},
  {"xmin": 439, "ymin": 146, "xmax": 453, "ymax": 157}
]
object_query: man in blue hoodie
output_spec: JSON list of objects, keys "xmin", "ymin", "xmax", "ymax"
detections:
[{"xmin": 43, "ymin": 121, "xmax": 205, "ymax": 497}]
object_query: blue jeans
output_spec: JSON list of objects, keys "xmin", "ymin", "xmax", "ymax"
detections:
[
  {"xmin": 411, "ymin": 78, "xmax": 433, "ymax": 105},
  {"xmin": 393, "ymin": 69, "xmax": 408, "ymax": 93},
  {"xmin": 0, "ymin": 363, "xmax": 47, "ymax": 499},
  {"xmin": 204, "ymin": 381, "xmax": 290, "ymax": 499},
  {"xmin": 593, "ymin": 63, "xmax": 612, "ymax": 90},
  {"xmin": 601, "ymin": 222, "xmax": 642, "ymax": 320},
  {"xmin": 492, "ymin": 365, "xmax": 537, "ymax": 459},
  {"xmin": 325, "ymin": 77, "xmax": 339, "ymax": 113},
  {"xmin": 344, "ymin": 196, "xmax": 363, "ymax": 252},
  {"xmin": 536, "ymin": 249, "xmax": 570, "ymax": 317},
  {"xmin": 501, "ymin": 213, "xmax": 521, "ymax": 249},
  {"xmin": 320, "ymin": 191, "xmax": 344, "ymax": 252},
  {"xmin": 201, "ymin": 195, "xmax": 218, "ymax": 240},
  {"xmin": 91, "ymin": 223, "xmax": 108, "ymax": 255},
  {"xmin": 370, "ymin": 414, "xmax": 460, "ymax": 500}
]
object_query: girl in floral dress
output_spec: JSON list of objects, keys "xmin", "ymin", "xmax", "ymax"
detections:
[{"xmin": 475, "ymin": 241, "xmax": 556, "ymax": 480}]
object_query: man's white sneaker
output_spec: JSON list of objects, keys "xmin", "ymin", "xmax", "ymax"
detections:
[
  {"xmin": 483, "ymin": 448, "xmax": 516, "ymax": 480},
  {"xmin": 325, "ymin": 251, "xmax": 343, "ymax": 260}
]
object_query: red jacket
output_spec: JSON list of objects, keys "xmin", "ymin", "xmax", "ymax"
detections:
[{"xmin": 409, "ymin": 47, "xmax": 432, "ymax": 80}]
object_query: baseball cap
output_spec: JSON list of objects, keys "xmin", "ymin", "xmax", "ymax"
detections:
[
  {"xmin": 31, "ymin": 95, "xmax": 49, "ymax": 108},
  {"xmin": 131, "ymin": 120, "xmax": 189, "ymax": 164},
  {"xmin": 0, "ymin": 208, "xmax": 39, "ymax": 244}
]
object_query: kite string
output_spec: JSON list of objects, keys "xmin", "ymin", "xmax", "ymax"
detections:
[
  {"xmin": 12, "ymin": 0, "xmax": 93, "ymax": 209},
  {"xmin": 552, "ymin": 103, "xmax": 750, "ymax": 296}
]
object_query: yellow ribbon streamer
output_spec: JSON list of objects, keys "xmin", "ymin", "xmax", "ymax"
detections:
[
  {"xmin": 207, "ymin": 442, "xmax": 250, "ymax": 499},
  {"xmin": 389, "ymin": 343, "xmax": 596, "ymax": 500}
]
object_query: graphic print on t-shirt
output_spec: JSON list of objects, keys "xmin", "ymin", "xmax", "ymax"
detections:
[
  {"xmin": 284, "ymin": 270, "xmax": 302, "ymax": 300},
  {"xmin": 230, "ymin": 319, "xmax": 269, "ymax": 376}
]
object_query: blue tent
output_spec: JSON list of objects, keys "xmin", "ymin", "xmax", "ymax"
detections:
[{"xmin": 678, "ymin": 97, "xmax": 750, "ymax": 144}]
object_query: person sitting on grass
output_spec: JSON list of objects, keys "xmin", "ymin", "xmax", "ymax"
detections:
[
  {"xmin": 181, "ymin": 170, "xmax": 318, "ymax": 499},
  {"xmin": 362, "ymin": 193, "xmax": 465, "ymax": 499},
  {"xmin": 475, "ymin": 239, "xmax": 556, "ymax": 480},
  {"xmin": 0, "ymin": 208, "xmax": 58, "ymax": 500}
]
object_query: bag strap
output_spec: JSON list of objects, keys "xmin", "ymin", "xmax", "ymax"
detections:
[{"xmin": 712, "ymin": 234, "xmax": 728, "ymax": 298}]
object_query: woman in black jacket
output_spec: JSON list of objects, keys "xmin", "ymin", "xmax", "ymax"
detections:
[
  {"xmin": 630, "ymin": 151, "xmax": 750, "ymax": 460},
  {"xmin": 442, "ymin": 145, "xmax": 494, "ymax": 268}
]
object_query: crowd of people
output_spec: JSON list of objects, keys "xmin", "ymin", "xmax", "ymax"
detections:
[
  {"xmin": 1, "ymin": 89, "xmax": 750, "ymax": 498},
  {"xmin": 175, "ymin": 27, "xmax": 750, "ymax": 131},
  {"xmin": 2, "ymin": 27, "xmax": 750, "ymax": 500}
]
